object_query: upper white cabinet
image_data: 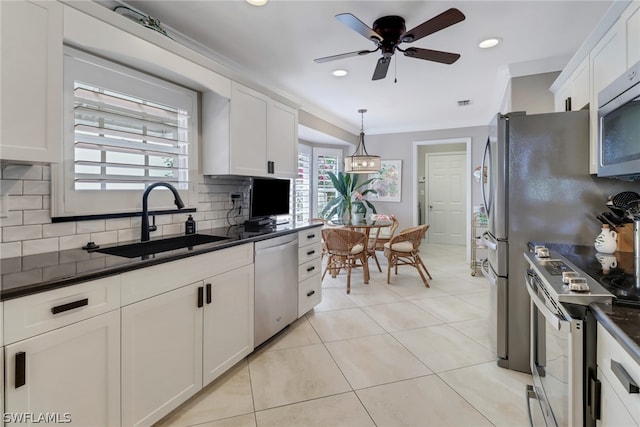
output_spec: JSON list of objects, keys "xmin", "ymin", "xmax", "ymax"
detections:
[
  {"xmin": 0, "ymin": 0, "xmax": 62, "ymax": 163},
  {"xmin": 202, "ymin": 82, "xmax": 298, "ymax": 178},
  {"xmin": 625, "ymin": 0, "xmax": 640, "ymax": 66}
]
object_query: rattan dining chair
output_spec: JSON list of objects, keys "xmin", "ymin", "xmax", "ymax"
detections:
[
  {"xmin": 383, "ymin": 224, "xmax": 432, "ymax": 287},
  {"xmin": 366, "ymin": 216, "xmax": 399, "ymax": 272},
  {"xmin": 321, "ymin": 228, "xmax": 370, "ymax": 294}
]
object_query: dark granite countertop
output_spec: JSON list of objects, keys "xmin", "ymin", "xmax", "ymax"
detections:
[
  {"xmin": 0, "ymin": 222, "xmax": 322, "ymax": 301},
  {"xmin": 591, "ymin": 302, "xmax": 640, "ymax": 365}
]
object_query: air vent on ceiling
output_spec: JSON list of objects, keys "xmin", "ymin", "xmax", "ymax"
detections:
[{"xmin": 457, "ymin": 99, "xmax": 472, "ymax": 106}]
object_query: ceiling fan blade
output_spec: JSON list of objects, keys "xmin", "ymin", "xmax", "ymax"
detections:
[
  {"xmin": 314, "ymin": 49, "xmax": 377, "ymax": 63},
  {"xmin": 404, "ymin": 47, "xmax": 461, "ymax": 64},
  {"xmin": 401, "ymin": 8, "xmax": 465, "ymax": 43},
  {"xmin": 336, "ymin": 13, "xmax": 382, "ymax": 42},
  {"xmin": 372, "ymin": 57, "xmax": 391, "ymax": 80}
]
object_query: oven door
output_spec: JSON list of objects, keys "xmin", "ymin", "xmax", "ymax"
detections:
[{"xmin": 525, "ymin": 270, "xmax": 583, "ymax": 427}]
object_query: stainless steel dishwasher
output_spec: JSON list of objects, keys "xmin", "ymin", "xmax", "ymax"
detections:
[{"xmin": 254, "ymin": 233, "xmax": 298, "ymax": 347}]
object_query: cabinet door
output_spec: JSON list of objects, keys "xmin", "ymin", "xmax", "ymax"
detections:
[
  {"xmin": 4, "ymin": 310, "xmax": 120, "ymax": 426},
  {"xmin": 570, "ymin": 56, "xmax": 590, "ymax": 111},
  {"xmin": 0, "ymin": 0, "xmax": 62, "ymax": 163},
  {"xmin": 121, "ymin": 282, "xmax": 203, "ymax": 427},
  {"xmin": 596, "ymin": 368, "xmax": 637, "ymax": 427},
  {"xmin": 624, "ymin": 1, "xmax": 640, "ymax": 66},
  {"xmin": 268, "ymin": 100, "xmax": 298, "ymax": 178},
  {"xmin": 229, "ymin": 83, "xmax": 268, "ymax": 176},
  {"xmin": 202, "ymin": 264, "xmax": 254, "ymax": 385},
  {"xmin": 589, "ymin": 19, "xmax": 628, "ymax": 173}
]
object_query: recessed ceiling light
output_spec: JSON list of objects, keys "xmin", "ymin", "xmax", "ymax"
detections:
[
  {"xmin": 479, "ymin": 37, "xmax": 501, "ymax": 49},
  {"xmin": 246, "ymin": 0, "xmax": 267, "ymax": 6},
  {"xmin": 332, "ymin": 69, "xmax": 348, "ymax": 77}
]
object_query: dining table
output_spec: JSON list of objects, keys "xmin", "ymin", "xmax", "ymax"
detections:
[{"xmin": 328, "ymin": 218, "xmax": 394, "ymax": 272}]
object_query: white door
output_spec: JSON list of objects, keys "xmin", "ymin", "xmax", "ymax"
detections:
[{"xmin": 426, "ymin": 152, "xmax": 466, "ymax": 245}]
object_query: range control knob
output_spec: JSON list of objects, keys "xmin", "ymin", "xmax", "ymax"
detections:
[
  {"xmin": 562, "ymin": 271, "xmax": 579, "ymax": 283},
  {"xmin": 568, "ymin": 277, "xmax": 589, "ymax": 292}
]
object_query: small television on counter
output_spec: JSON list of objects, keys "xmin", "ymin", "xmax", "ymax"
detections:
[{"xmin": 246, "ymin": 177, "xmax": 290, "ymax": 229}]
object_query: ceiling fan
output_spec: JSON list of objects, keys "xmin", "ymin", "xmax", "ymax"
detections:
[{"xmin": 314, "ymin": 8, "xmax": 465, "ymax": 80}]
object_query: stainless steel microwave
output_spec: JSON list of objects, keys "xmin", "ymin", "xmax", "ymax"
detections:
[{"xmin": 597, "ymin": 60, "xmax": 640, "ymax": 180}]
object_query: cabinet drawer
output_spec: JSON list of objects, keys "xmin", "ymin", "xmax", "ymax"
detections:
[
  {"xmin": 298, "ymin": 257, "xmax": 321, "ymax": 283},
  {"xmin": 298, "ymin": 227, "xmax": 321, "ymax": 247},
  {"xmin": 298, "ymin": 274, "xmax": 321, "ymax": 317},
  {"xmin": 121, "ymin": 243, "xmax": 253, "ymax": 305},
  {"xmin": 597, "ymin": 323, "xmax": 640, "ymax": 424},
  {"xmin": 298, "ymin": 242, "xmax": 322, "ymax": 265},
  {"xmin": 4, "ymin": 275, "xmax": 121, "ymax": 344}
]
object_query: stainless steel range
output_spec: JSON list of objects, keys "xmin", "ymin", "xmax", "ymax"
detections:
[{"xmin": 524, "ymin": 247, "xmax": 614, "ymax": 427}]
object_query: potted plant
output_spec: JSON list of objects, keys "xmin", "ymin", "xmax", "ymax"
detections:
[{"xmin": 320, "ymin": 171, "xmax": 377, "ymax": 222}]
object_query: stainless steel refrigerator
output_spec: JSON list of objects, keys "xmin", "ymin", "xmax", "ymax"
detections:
[{"xmin": 480, "ymin": 110, "xmax": 636, "ymax": 373}]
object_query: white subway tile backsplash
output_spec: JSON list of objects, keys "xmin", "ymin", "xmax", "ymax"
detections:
[
  {"xmin": 3, "ymin": 224, "xmax": 42, "ymax": 242},
  {"xmin": 23, "ymin": 180, "xmax": 50, "ymax": 195},
  {"xmin": 23, "ymin": 237, "xmax": 59, "ymax": 256},
  {"xmin": 9, "ymin": 195, "xmax": 43, "ymax": 211},
  {"xmin": 24, "ymin": 210, "xmax": 52, "ymax": 225},
  {"xmin": 43, "ymin": 222, "xmax": 76, "ymax": 237},
  {"xmin": 0, "ymin": 242, "xmax": 22, "ymax": 258},
  {"xmin": 77, "ymin": 220, "xmax": 106, "ymax": 234},
  {"xmin": 0, "ymin": 171, "xmax": 250, "ymax": 259}
]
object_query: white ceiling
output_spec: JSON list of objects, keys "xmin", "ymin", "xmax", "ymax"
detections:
[{"xmin": 121, "ymin": 0, "xmax": 613, "ymax": 142}]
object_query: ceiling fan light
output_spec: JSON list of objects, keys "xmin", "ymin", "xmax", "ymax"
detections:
[{"xmin": 478, "ymin": 37, "xmax": 501, "ymax": 49}]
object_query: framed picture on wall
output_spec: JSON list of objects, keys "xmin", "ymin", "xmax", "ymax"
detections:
[{"xmin": 369, "ymin": 160, "xmax": 402, "ymax": 202}]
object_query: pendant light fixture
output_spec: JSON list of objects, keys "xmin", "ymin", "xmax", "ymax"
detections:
[{"xmin": 344, "ymin": 109, "xmax": 381, "ymax": 173}]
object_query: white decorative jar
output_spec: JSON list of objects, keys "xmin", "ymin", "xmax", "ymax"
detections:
[{"xmin": 594, "ymin": 224, "xmax": 617, "ymax": 254}]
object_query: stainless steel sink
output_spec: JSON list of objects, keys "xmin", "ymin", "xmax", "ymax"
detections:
[{"xmin": 94, "ymin": 234, "xmax": 229, "ymax": 258}]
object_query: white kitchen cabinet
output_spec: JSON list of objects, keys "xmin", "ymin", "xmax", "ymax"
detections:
[
  {"xmin": 202, "ymin": 264, "xmax": 254, "ymax": 384},
  {"xmin": 297, "ymin": 228, "xmax": 323, "ymax": 317},
  {"xmin": 596, "ymin": 323, "xmax": 640, "ymax": 426},
  {"xmin": 624, "ymin": 1, "xmax": 640, "ymax": 66},
  {"xmin": 202, "ymin": 82, "xmax": 297, "ymax": 178},
  {"xmin": 0, "ymin": 0, "xmax": 62, "ymax": 163},
  {"xmin": 121, "ymin": 281, "xmax": 204, "ymax": 427},
  {"xmin": 120, "ymin": 245, "xmax": 254, "ymax": 427},
  {"xmin": 4, "ymin": 310, "xmax": 120, "ymax": 426},
  {"xmin": 554, "ymin": 56, "xmax": 590, "ymax": 112}
]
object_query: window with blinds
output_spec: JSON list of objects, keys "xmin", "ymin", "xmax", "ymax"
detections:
[
  {"xmin": 73, "ymin": 84, "xmax": 190, "ymax": 190},
  {"xmin": 295, "ymin": 149, "xmax": 311, "ymax": 222},
  {"xmin": 54, "ymin": 48, "xmax": 198, "ymax": 218},
  {"xmin": 316, "ymin": 151, "xmax": 340, "ymax": 216}
]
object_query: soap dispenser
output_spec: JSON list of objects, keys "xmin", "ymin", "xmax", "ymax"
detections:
[{"xmin": 185, "ymin": 215, "xmax": 196, "ymax": 235}]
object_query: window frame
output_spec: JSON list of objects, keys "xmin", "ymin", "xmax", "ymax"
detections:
[{"xmin": 52, "ymin": 47, "xmax": 199, "ymax": 218}]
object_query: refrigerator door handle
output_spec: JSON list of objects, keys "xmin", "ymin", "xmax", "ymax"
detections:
[
  {"xmin": 481, "ymin": 259, "xmax": 497, "ymax": 286},
  {"xmin": 480, "ymin": 231, "xmax": 497, "ymax": 250},
  {"xmin": 481, "ymin": 137, "xmax": 492, "ymax": 216}
]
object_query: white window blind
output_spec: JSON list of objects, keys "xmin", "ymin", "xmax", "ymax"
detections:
[
  {"xmin": 295, "ymin": 149, "xmax": 311, "ymax": 222},
  {"xmin": 314, "ymin": 148, "xmax": 341, "ymax": 216},
  {"xmin": 53, "ymin": 48, "xmax": 198, "ymax": 217},
  {"xmin": 73, "ymin": 85, "xmax": 190, "ymax": 190}
]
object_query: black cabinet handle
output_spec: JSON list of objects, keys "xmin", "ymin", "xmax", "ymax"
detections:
[
  {"xmin": 589, "ymin": 375, "xmax": 601, "ymax": 420},
  {"xmin": 306, "ymin": 266, "xmax": 315, "ymax": 273},
  {"xmin": 611, "ymin": 360, "xmax": 640, "ymax": 394},
  {"xmin": 206, "ymin": 283, "xmax": 212, "ymax": 304},
  {"xmin": 267, "ymin": 161, "xmax": 274, "ymax": 174},
  {"xmin": 306, "ymin": 250, "xmax": 315, "ymax": 256},
  {"xmin": 15, "ymin": 352, "xmax": 26, "ymax": 388},
  {"xmin": 51, "ymin": 298, "xmax": 89, "ymax": 315},
  {"xmin": 307, "ymin": 233, "xmax": 316, "ymax": 239},
  {"xmin": 197, "ymin": 287, "xmax": 204, "ymax": 308},
  {"xmin": 306, "ymin": 290, "xmax": 315, "ymax": 297}
]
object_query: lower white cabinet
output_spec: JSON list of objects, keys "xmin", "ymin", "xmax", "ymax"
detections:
[
  {"xmin": 596, "ymin": 322, "xmax": 640, "ymax": 426},
  {"xmin": 297, "ymin": 228, "xmax": 322, "ymax": 317},
  {"xmin": 121, "ymin": 265, "xmax": 254, "ymax": 427},
  {"xmin": 4, "ymin": 310, "xmax": 120, "ymax": 426},
  {"xmin": 203, "ymin": 264, "xmax": 254, "ymax": 384},
  {"xmin": 121, "ymin": 282, "xmax": 204, "ymax": 427}
]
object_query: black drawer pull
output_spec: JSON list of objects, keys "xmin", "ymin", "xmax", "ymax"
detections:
[
  {"xmin": 15, "ymin": 352, "xmax": 26, "ymax": 388},
  {"xmin": 306, "ymin": 266, "xmax": 315, "ymax": 273},
  {"xmin": 307, "ymin": 233, "xmax": 315, "ymax": 239},
  {"xmin": 611, "ymin": 360, "xmax": 639, "ymax": 394},
  {"xmin": 51, "ymin": 298, "xmax": 88, "ymax": 315},
  {"xmin": 197, "ymin": 286, "xmax": 204, "ymax": 308},
  {"xmin": 306, "ymin": 250, "xmax": 315, "ymax": 256},
  {"xmin": 306, "ymin": 290, "xmax": 315, "ymax": 297},
  {"xmin": 206, "ymin": 283, "xmax": 212, "ymax": 304}
]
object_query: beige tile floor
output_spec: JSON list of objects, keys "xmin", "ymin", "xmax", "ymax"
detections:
[{"xmin": 155, "ymin": 243, "xmax": 532, "ymax": 427}]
